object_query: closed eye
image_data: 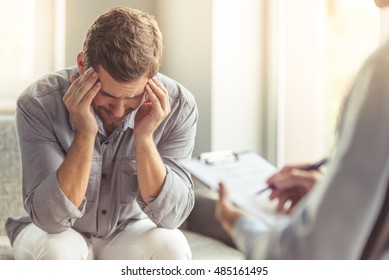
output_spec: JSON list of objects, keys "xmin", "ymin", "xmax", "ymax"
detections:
[
  {"xmin": 125, "ymin": 93, "xmax": 145, "ymax": 100},
  {"xmin": 99, "ymin": 90, "xmax": 144, "ymax": 100},
  {"xmin": 99, "ymin": 91, "xmax": 113, "ymax": 98}
]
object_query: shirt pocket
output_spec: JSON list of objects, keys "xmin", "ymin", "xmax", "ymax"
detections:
[{"xmin": 114, "ymin": 157, "xmax": 138, "ymax": 203}]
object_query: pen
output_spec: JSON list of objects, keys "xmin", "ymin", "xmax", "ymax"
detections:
[{"xmin": 256, "ymin": 158, "xmax": 328, "ymax": 195}]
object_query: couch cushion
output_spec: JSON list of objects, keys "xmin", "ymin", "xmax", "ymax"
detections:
[
  {"xmin": 0, "ymin": 116, "xmax": 24, "ymax": 237},
  {"xmin": 182, "ymin": 230, "xmax": 243, "ymax": 260},
  {"xmin": 0, "ymin": 236, "xmax": 13, "ymax": 260}
]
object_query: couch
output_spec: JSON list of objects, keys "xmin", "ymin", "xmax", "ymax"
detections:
[{"xmin": 0, "ymin": 115, "xmax": 243, "ymax": 260}]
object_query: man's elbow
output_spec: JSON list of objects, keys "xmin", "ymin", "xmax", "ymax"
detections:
[
  {"xmin": 158, "ymin": 201, "xmax": 195, "ymax": 229},
  {"xmin": 29, "ymin": 211, "xmax": 74, "ymax": 234}
]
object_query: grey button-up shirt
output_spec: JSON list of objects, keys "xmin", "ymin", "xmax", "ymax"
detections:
[{"xmin": 6, "ymin": 67, "xmax": 198, "ymax": 243}]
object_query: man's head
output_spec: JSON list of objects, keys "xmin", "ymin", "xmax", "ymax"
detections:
[
  {"xmin": 81, "ymin": 6, "xmax": 163, "ymax": 82},
  {"xmin": 74, "ymin": 7, "xmax": 163, "ymax": 132}
]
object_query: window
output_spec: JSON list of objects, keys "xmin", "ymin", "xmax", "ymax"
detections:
[
  {"xmin": 323, "ymin": 0, "xmax": 380, "ymax": 158},
  {"xmin": 0, "ymin": 0, "xmax": 64, "ymax": 113},
  {"xmin": 273, "ymin": 0, "xmax": 382, "ymax": 166}
]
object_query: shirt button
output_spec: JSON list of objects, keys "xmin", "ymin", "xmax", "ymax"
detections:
[
  {"xmin": 102, "ymin": 173, "xmax": 107, "ymax": 179},
  {"xmin": 101, "ymin": 209, "xmax": 107, "ymax": 215}
]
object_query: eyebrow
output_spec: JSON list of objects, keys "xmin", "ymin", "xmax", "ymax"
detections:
[{"xmin": 99, "ymin": 89, "xmax": 144, "ymax": 99}]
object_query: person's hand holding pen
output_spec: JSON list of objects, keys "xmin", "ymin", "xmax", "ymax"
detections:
[
  {"xmin": 215, "ymin": 159, "xmax": 327, "ymax": 234},
  {"xmin": 265, "ymin": 159, "xmax": 327, "ymax": 214}
]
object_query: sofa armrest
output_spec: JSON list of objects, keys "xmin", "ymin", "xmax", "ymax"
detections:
[{"xmin": 186, "ymin": 178, "xmax": 236, "ymax": 248}]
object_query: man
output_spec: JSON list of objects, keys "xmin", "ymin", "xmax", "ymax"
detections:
[
  {"xmin": 5, "ymin": 7, "xmax": 198, "ymax": 260},
  {"xmin": 216, "ymin": 0, "xmax": 389, "ymax": 259}
]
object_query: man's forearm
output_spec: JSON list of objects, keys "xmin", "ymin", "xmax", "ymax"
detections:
[
  {"xmin": 57, "ymin": 132, "xmax": 95, "ymax": 208},
  {"xmin": 135, "ymin": 136, "xmax": 166, "ymax": 203}
]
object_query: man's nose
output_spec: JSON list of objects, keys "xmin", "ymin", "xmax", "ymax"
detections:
[{"xmin": 110, "ymin": 99, "xmax": 126, "ymax": 117}]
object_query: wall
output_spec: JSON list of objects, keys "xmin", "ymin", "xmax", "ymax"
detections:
[
  {"xmin": 155, "ymin": 0, "xmax": 212, "ymax": 157},
  {"xmin": 212, "ymin": 0, "xmax": 266, "ymax": 156},
  {"xmin": 65, "ymin": 0, "xmax": 155, "ymax": 67},
  {"xmin": 282, "ymin": 0, "xmax": 326, "ymax": 164},
  {"xmin": 157, "ymin": 0, "xmax": 267, "ymax": 157}
]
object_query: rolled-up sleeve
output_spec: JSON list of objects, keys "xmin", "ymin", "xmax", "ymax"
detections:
[
  {"xmin": 137, "ymin": 165, "xmax": 195, "ymax": 228},
  {"xmin": 16, "ymin": 97, "xmax": 85, "ymax": 233},
  {"xmin": 137, "ymin": 91, "xmax": 198, "ymax": 228}
]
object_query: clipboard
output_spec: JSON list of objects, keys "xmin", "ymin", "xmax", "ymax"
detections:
[{"xmin": 180, "ymin": 151, "xmax": 289, "ymax": 226}]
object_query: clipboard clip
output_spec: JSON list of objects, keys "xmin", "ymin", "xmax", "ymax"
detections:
[{"xmin": 199, "ymin": 150, "xmax": 238, "ymax": 165}]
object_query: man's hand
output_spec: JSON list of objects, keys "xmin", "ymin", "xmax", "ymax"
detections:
[
  {"xmin": 215, "ymin": 182, "xmax": 247, "ymax": 235},
  {"xmin": 58, "ymin": 67, "xmax": 102, "ymax": 208},
  {"xmin": 134, "ymin": 77, "xmax": 171, "ymax": 140},
  {"xmin": 133, "ymin": 77, "xmax": 170, "ymax": 203},
  {"xmin": 63, "ymin": 67, "xmax": 101, "ymax": 136},
  {"xmin": 266, "ymin": 163, "xmax": 325, "ymax": 214}
]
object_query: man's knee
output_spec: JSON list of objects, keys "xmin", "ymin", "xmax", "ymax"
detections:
[
  {"xmin": 37, "ymin": 229, "xmax": 90, "ymax": 260},
  {"xmin": 150, "ymin": 229, "xmax": 192, "ymax": 260}
]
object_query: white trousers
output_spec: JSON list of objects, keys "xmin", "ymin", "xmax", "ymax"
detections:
[{"xmin": 13, "ymin": 219, "xmax": 192, "ymax": 260}]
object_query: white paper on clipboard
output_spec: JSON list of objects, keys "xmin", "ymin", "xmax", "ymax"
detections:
[{"xmin": 179, "ymin": 151, "xmax": 290, "ymax": 226}]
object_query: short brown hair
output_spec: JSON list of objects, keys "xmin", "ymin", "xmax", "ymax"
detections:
[{"xmin": 83, "ymin": 7, "xmax": 163, "ymax": 82}]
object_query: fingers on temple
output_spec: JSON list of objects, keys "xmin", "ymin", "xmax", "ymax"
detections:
[
  {"xmin": 147, "ymin": 78, "xmax": 170, "ymax": 112},
  {"xmin": 77, "ymin": 69, "xmax": 99, "ymax": 99},
  {"xmin": 64, "ymin": 70, "xmax": 100, "ymax": 108},
  {"xmin": 81, "ymin": 81, "xmax": 101, "ymax": 105}
]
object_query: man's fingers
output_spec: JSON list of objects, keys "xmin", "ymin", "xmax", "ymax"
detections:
[
  {"xmin": 147, "ymin": 78, "xmax": 170, "ymax": 113},
  {"xmin": 70, "ymin": 73, "xmax": 78, "ymax": 83},
  {"xmin": 63, "ymin": 74, "xmax": 79, "ymax": 103},
  {"xmin": 74, "ymin": 69, "xmax": 99, "ymax": 103},
  {"xmin": 67, "ymin": 69, "xmax": 99, "ymax": 106},
  {"xmin": 76, "ymin": 67, "xmax": 96, "ymax": 87},
  {"xmin": 80, "ymin": 81, "xmax": 101, "ymax": 106}
]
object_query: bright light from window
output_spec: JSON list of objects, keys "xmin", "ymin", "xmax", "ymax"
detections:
[
  {"xmin": 0, "ymin": 0, "xmax": 60, "ymax": 113},
  {"xmin": 323, "ymin": 0, "xmax": 380, "ymax": 155},
  {"xmin": 0, "ymin": 0, "xmax": 35, "ymax": 80},
  {"xmin": 280, "ymin": 0, "xmax": 380, "ymax": 165}
]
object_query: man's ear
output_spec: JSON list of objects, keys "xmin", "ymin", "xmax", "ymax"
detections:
[{"xmin": 76, "ymin": 52, "xmax": 87, "ymax": 75}]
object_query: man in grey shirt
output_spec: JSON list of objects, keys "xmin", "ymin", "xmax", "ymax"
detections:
[
  {"xmin": 6, "ymin": 7, "xmax": 198, "ymax": 260},
  {"xmin": 216, "ymin": 0, "xmax": 389, "ymax": 259}
]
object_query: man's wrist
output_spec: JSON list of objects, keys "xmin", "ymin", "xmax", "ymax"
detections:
[
  {"xmin": 135, "ymin": 135, "xmax": 154, "ymax": 150},
  {"xmin": 74, "ymin": 130, "xmax": 97, "ymax": 145}
]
